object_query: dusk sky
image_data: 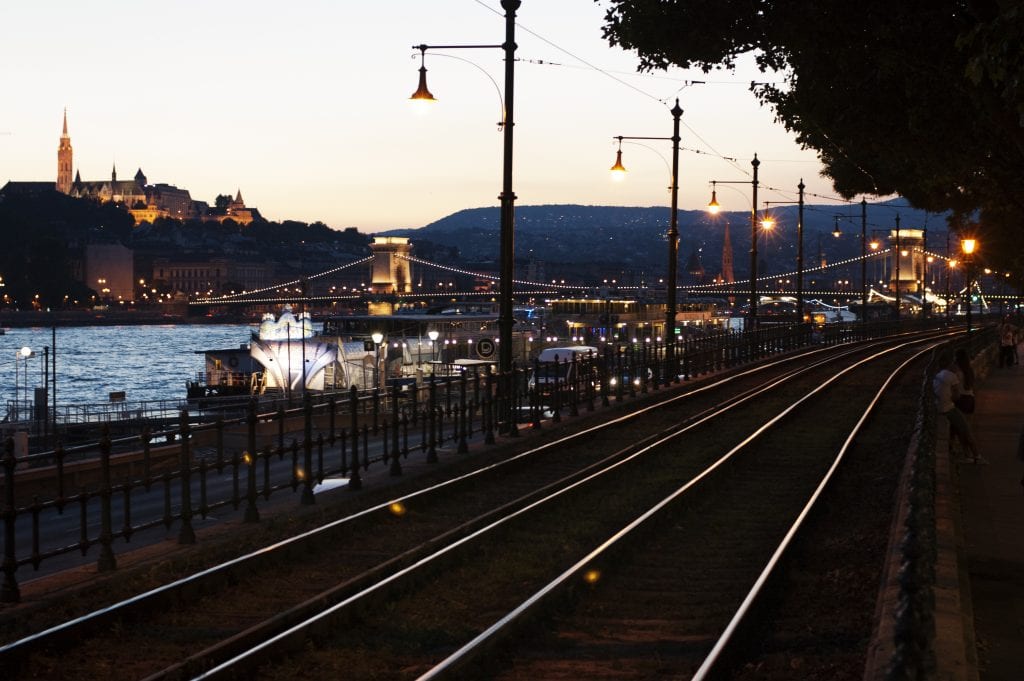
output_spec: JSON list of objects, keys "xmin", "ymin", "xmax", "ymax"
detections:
[{"xmin": 1, "ymin": 1, "xmax": 858, "ymax": 232}]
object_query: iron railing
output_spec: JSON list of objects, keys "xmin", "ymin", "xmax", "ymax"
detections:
[{"xmin": 0, "ymin": 319, "xmax": 961, "ymax": 603}]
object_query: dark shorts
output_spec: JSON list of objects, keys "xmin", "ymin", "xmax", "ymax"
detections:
[{"xmin": 943, "ymin": 408, "xmax": 974, "ymax": 444}]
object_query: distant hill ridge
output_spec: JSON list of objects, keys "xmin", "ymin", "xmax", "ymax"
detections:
[{"xmin": 381, "ymin": 203, "xmax": 943, "ymax": 275}]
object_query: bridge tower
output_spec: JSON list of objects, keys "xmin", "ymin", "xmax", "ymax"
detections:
[
  {"xmin": 368, "ymin": 237, "xmax": 413, "ymax": 314},
  {"xmin": 888, "ymin": 227, "xmax": 926, "ymax": 295}
]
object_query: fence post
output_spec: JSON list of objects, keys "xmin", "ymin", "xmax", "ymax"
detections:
[
  {"xmin": 601, "ymin": 347, "xmax": 610, "ymax": 408},
  {"xmin": 641, "ymin": 342, "xmax": 649, "ymax": 394},
  {"xmin": 277, "ymin": 405, "xmax": 286, "ymax": 457},
  {"xmin": 485, "ymin": 371, "xmax": 497, "ymax": 443},
  {"xmin": 458, "ymin": 374, "xmax": 469, "ymax": 452},
  {"xmin": 427, "ymin": 376, "xmax": 439, "ymax": 463},
  {"xmin": 552, "ymin": 355, "xmax": 562, "ymax": 423},
  {"xmin": 586, "ymin": 352, "xmax": 595, "ymax": 412},
  {"xmin": 390, "ymin": 383, "xmax": 403, "ymax": 476},
  {"xmin": 348, "ymin": 386, "xmax": 362, "ymax": 490},
  {"xmin": 531, "ymin": 357, "xmax": 542, "ymax": 429},
  {"xmin": 97, "ymin": 425, "xmax": 118, "ymax": 570},
  {"xmin": 177, "ymin": 411, "xmax": 196, "ymax": 545},
  {"xmin": 140, "ymin": 428, "xmax": 152, "ymax": 491},
  {"xmin": 1, "ymin": 437, "xmax": 20, "ymax": 603},
  {"xmin": 328, "ymin": 394, "xmax": 337, "ymax": 446},
  {"xmin": 569, "ymin": 354, "xmax": 580, "ymax": 417},
  {"xmin": 244, "ymin": 399, "xmax": 260, "ymax": 523},
  {"xmin": 507, "ymin": 365, "xmax": 520, "ymax": 438},
  {"xmin": 372, "ymin": 387, "xmax": 380, "ymax": 435},
  {"xmin": 301, "ymin": 393, "xmax": 315, "ymax": 505},
  {"xmin": 215, "ymin": 416, "xmax": 225, "ymax": 472}
]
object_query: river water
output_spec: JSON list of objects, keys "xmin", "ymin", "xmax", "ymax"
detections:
[{"xmin": 1, "ymin": 324, "xmax": 256, "ymax": 408}]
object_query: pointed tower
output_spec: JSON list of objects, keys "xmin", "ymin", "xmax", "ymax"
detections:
[
  {"xmin": 57, "ymin": 109, "xmax": 73, "ymax": 194},
  {"xmin": 111, "ymin": 164, "xmax": 117, "ymax": 183},
  {"xmin": 720, "ymin": 223, "xmax": 735, "ymax": 284}
]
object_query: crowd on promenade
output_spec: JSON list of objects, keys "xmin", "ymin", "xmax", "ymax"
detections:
[{"xmin": 934, "ymin": 315, "xmax": 1021, "ymax": 468}]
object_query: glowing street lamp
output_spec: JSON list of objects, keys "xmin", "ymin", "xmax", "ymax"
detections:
[
  {"xmin": 707, "ymin": 155, "xmax": 762, "ymax": 329},
  {"xmin": 15, "ymin": 346, "xmax": 34, "ymax": 421},
  {"xmin": 371, "ymin": 332, "xmax": 384, "ymax": 389},
  {"xmin": 961, "ymin": 237, "xmax": 978, "ymax": 333},
  {"xmin": 607, "ymin": 96, "xmax": 689, "ymax": 373},
  {"xmin": 412, "ymin": 0, "xmax": 519, "ymax": 379},
  {"xmin": 428, "ymin": 329, "xmax": 439, "ymax": 367}
]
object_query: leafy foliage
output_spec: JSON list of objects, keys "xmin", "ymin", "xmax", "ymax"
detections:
[{"xmin": 600, "ymin": 0, "xmax": 1024, "ymax": 275}]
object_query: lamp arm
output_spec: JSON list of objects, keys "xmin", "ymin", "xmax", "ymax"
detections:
[
  {"xmin": 412, "ymin": 47, "xmax": 506, "ymax": 127},
  {"xmin": 615, "ymin": 139, "xmax": 673, "ymax": 183},
  {"xmin": 710, "ymin": 181, "xmax": 754, "ymax": 210}
]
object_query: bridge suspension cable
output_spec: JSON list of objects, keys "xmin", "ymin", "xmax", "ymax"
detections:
[
  {"xmin": 196, "ymin": 256, "xmax": 374, "ymax": 304},
  {"xmin": 397, "ymin": 254, "xmax": 588, "ymax": 291}
]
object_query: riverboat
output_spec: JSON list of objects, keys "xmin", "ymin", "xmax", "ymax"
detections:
[
  {"xmin": 187, "ymin": 305, "xmax": 349, "ymax": 402},
  {"xmin": 186, "ymin": 343, "xmax": 261, "ymax": 401},
  {"xmin": 320, "ymin": 306, "xmax": 502, "ymax": 386}
]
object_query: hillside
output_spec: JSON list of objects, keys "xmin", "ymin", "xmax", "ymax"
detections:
[{"xmin": 383, "ymin": 202, "xmax": 945, "ymax": 280}]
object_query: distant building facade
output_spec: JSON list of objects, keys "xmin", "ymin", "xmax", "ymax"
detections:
[
  {"xmin": 30, "ymin": 110, "xmax": 259, "ymax": 225},
  {"xmin": 85, "ymin": 243, "xmax": 134, "ymax": 302},
  {"xmin": 152, "ymin": 257, "xmax": 276, "ymax": 295}
]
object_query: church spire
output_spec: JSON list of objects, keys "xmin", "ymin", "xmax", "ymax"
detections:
[
  {"xmin": 720, "ymin": 223, "xmax": 734, "ymax": 284},
  {"xmin": 57, "ymin": 109, "xmax": 73, "ymax": 194}
]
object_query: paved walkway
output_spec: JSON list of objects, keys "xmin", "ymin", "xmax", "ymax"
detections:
[{"xmin": 955, "ymin": 353, "xmax": 1024, "ymax": 681}]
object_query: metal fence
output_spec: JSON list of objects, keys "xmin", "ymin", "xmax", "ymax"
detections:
[{"xmin": 0, "ymin": 319, "xmax": 957, "ymax": 603}]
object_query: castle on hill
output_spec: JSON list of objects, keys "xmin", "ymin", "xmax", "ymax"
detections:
[{"xmin": 2, "ymin": 110, "xmax": 259, "ymax": 225}]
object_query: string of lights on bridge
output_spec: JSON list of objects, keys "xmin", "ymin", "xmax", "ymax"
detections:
[
  {"xmin": 191, "ymin": 256, "xmax": 373, "ymax": 305},
  {"xmin": 398, "ymin": 254, "xmax": 587, "ymax": 292},
  {"xmin": 189, "ymin": 239, "xmax": 1015, "ymax": 307}
]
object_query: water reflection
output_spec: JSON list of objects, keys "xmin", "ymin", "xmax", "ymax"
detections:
[{"xmin": 1, "ymin": 324, "xmax": 255, "ymax": 406}]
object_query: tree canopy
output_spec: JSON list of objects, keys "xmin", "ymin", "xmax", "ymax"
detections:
[{"xmin": 600, "ymin": 0, "xmax": 1024, "ymax": 274}]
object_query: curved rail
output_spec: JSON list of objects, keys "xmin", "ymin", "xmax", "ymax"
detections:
[
  {"xmin": 0, "ymin": 330, "xmax": 958, "ymax": 679},
  {"xmin": 415, "ymin": 337, "xmax": 944, "ymax": 679}
]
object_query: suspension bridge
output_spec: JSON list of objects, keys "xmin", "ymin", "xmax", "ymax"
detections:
[{"xmin": 187, "ymin": 235, "xmax": 1012, "ymax": 314}]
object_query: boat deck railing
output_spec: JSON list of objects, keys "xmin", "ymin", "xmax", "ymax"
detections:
[{"xmin": 3, "ymin": 384, "xmax": 388, "ymax": 432}]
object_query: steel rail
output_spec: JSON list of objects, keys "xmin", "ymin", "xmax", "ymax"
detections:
[
  {"xmin": 1, "ymin": 330, "xmax": 955, "ymax": 675},
  {"xmin": 691, "ymin": 343, "xmax": 937, "ymax": 679},
  {"xmin": 179, "ymin": 332, "xmax": 956, "ymax": 680},
  {"xmin": 416, "ymin": 335, "xmax": 948, "ymax": 679}
]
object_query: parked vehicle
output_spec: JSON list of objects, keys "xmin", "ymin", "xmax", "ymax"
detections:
[{"xmin": 528, "ymin": 346, "xmax": 600, "ymax": 407}]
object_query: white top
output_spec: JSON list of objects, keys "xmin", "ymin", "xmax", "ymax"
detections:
[{"xmin": 933, "ymin": 368, "xmax": 961, "ymax": 414}]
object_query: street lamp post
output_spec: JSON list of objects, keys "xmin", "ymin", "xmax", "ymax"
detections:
[
  {"xmin": 961, "ymin": 238, "xmax": 977, "ymax": 334},
  {"xmin": 945, "ymin": 232, "xmax": 954, "ymax": 322},
  {"xmin": 608, "ymin": 98, "xmax": 685, "ymax": 376},
  {"xmin": 412, "ymin": 0, "xmax": 519, "ymax": 377},
  {"xmin": 830, "ymin": 199, "xmax": 870, "ymax": 323},
  {"xmin": 708, "ymin": 155, "xmax": 761, "ymax": 329},
  {"xmin": 861, "ymin": 198, "xmax": 868, "ymax": 323},
  {"xmin": 760, "ymin": 180, "xmax": 806, "ymax": 321},
  {"xmin": 15, "ymin": 346, "xmax": 33, "ymax": 421},
  {"xmin": 371, "ymin": 331, "xmax": 384, "ymax": 390},
  {"xmin": 427, "ymin": 329, "xmax": 439, "ymax": 372},
  {"xmin": 894, "ymin": 215, "xmax": 902, "ymax": 321}
]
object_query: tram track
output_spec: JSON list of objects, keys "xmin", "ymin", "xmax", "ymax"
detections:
[{"xmin": 0, "ymin": 330, "xmax": 954, "ymax": 680}]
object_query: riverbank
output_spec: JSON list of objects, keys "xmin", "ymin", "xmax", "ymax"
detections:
[{"xmin": 0, "ymin": 309, "xmax": 259, "ymax": 328}]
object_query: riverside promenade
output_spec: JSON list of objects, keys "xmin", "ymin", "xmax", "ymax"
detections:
[{"xmin": 951, "ymin": 356, "xmax": 1024, "ymax": 681}]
